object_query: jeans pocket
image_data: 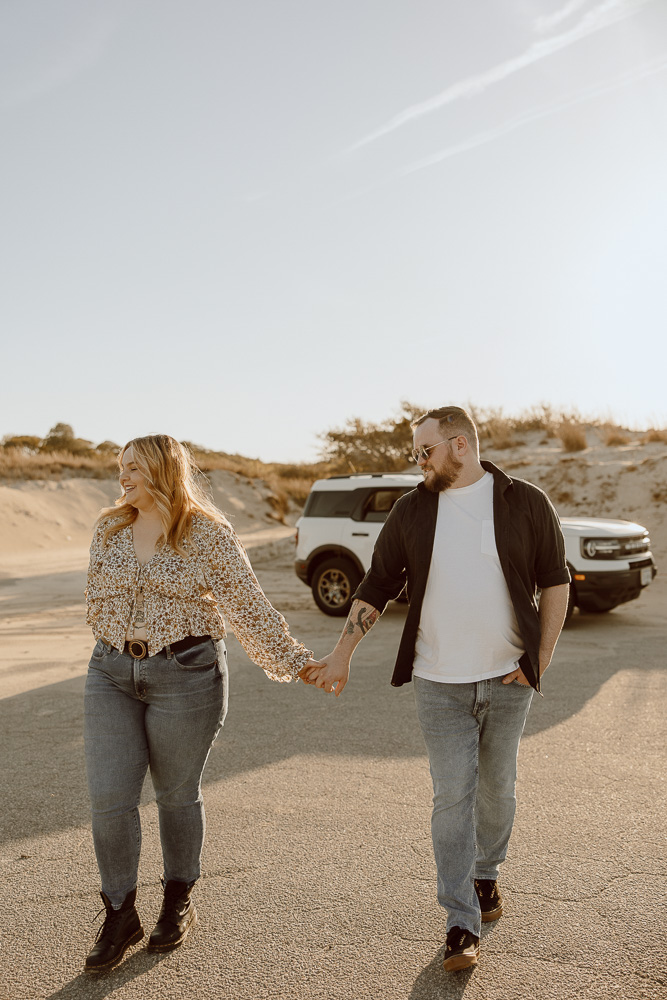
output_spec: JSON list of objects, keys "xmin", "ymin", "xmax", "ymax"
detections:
[
  {"xmin": 173, "ymin": 638, "xmax": 218, "ymax": 671},
  {"xmin": 90, "ymin": 639, "xmax": 108, "ymax": 661}
]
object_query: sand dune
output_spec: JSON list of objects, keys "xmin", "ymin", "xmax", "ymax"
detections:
[
  {"xmin": 0, "ymin": 469, "xmax": 296, "ymax": 565},
  {"xmin": 482, "ymin": 430, "xmax": 667, "ymax": 560}
]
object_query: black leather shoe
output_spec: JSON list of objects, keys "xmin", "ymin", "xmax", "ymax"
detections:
[
  {"xmin": 147, "ymin": 879, "xmax": 197, "ymax": 952},
  {"xmin": 443, "ymin": 926, "xmax": 480, "ymax": 972},
  {"xmin": 474, "ymin": 878, "xmax": 503, "ymax": 921},
  {"xmin": 85, "ymin": 888, "xmax": 144, "ymax": 972}
]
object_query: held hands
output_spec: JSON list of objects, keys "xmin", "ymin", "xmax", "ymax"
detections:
[{"xmin": 299, "ymin": 651, "xmax": 350, "ymax": 697}]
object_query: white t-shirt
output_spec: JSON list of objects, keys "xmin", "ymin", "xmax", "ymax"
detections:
[{"xmin": 412, "ymin": 472, "xmax": 525, "ymax": 684}]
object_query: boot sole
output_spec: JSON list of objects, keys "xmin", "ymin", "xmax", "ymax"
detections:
[
  {"xmin": 146, "ymin": 911, "xmax": 197, "ymax": 952},
  {"xmin": 443, "ymin": 949, "xmax": 479, "ymax": 972},
  {"xmin": 84, "ymin": 927, "xmax": 145, "ymax": 973},
  {"xmin": 481, "ymin": 904, "xmax": 503, "ymax": 922}
]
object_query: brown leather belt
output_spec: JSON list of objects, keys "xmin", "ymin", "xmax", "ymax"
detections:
[{"xmin": 111, "ymin": 635, "xmax": 211, "ymax": 660}]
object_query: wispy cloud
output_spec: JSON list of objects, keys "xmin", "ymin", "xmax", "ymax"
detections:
[
  {"xmin": 535, "ymin": 0, "xmax": 593, "ymax": 34},
  {"xmin": 346, "ymin": 0, "xmax": 655, "ymax": 152},
  {"xmin": 328, "ymin": 52, "xmax": 667, "ymax": 208},
  {"xmin": 394, "ymin": 53, "xmax": 667, "ymax": 179}
]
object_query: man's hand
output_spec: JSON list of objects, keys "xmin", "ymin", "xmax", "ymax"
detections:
[
  {"xmin": 503, "ymin": 583, "xmax": 569, "ymax": 688},
  {"xmin": 299, "ymin": 651, "xmax": 350, "ymax": 696},
  {"xmin": 502, "ymin": 666, "xmax": 531, "ymax": 686},
  {"xmin": 298, "ymin": 658, "xmax": 322, "ymax": 681}
]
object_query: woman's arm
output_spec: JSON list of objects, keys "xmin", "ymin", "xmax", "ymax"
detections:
[{"xmin": 202, "ymin": 520, "xmax": 313, "ymax": 683}]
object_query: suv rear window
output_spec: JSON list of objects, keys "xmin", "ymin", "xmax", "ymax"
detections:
[{"xmin": 302, "ymin": 491, "xmax": 358, "ymax": 518}]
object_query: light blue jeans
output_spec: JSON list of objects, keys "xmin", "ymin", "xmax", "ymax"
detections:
[
  {"xmin": 84, "ymin": 637, "xmax": 228, "ymax": 908},
  {"xmin": 413, "ymin": 674, "xmax": 533, "ymax": 937}
]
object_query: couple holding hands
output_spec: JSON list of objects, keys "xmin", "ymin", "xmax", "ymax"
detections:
[{"xmin": 84, "ymin": 412, "xmax": 570, "ymax": 975}]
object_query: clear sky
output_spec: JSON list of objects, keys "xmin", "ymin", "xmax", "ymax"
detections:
[{"xmin": 2, "ymin": 0, "xmax": 666, "ymax": 461}]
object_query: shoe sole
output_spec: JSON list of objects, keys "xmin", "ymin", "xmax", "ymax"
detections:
[
  {"xmin": 146, "ymin": 910, "xmax": 197, "ymax": 953},
  {"xmin": 84, "ymin": 927, "xmax": 145, "ymax": 973},
  {"xmin": 481, "ymin": 903, "xmax": 503, "ymax": 922},
  {"xmin": 443, "ymin": 949, "xmax": 479, "ymax": 972}
]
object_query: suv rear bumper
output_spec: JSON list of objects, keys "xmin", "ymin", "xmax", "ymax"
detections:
[
  {"xmin": 573, "ymin": 558, "xmax": 656, "ymax": 611},
  {"xmin": 295, "ymin": 560, "xmax": 309, "ymax": 585}
]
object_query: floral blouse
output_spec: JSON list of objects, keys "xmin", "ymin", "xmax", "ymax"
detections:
[{"xmin": 85, "ymin": 513, "xmax": 312, "ymax": 682}]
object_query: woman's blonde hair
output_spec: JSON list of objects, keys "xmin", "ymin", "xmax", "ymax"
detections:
[{"xmin": 97, "ymin": 434, "xmax": 225, "ymax": 554}]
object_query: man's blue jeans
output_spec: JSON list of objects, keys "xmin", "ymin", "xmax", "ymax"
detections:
[
  {"xmin": 413, "ymin": 674, "xmax": 533, "ymax": 937},
  {"xmin": 84, "ymin": 637, "xmax": 227, "ymax": 908}
]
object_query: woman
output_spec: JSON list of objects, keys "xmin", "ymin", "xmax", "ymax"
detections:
[{"xmin": 83, "ymin": 434, "xmax": 316, "ymax": 972}]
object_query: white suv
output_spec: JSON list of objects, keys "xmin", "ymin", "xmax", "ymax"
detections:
[{"xmin": 294, "ymin": 473, "xmax": 657, "ymax": 619}]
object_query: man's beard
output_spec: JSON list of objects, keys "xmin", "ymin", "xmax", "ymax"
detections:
[{"xmin": 423, "ymin": 455, "xmax": 463, "ymax": 492}]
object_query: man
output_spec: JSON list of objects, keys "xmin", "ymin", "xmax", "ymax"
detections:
[{"xmin": 301, "ymin": 406, "xmax": 570, "ymax": 973}]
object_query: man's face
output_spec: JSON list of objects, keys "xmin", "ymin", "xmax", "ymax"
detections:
[{"xmin": 413, "ymin": 418, "xmax": 463, "ymax": 493}]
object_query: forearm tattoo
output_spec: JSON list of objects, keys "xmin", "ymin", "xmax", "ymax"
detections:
[{"xmin": 344, "ymin": 603, "xmax": 379, "ymax": 637}]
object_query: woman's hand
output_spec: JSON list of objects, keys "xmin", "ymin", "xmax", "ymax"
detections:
[
  {"xmin": 299, "ymin": 652, "xmax": 350, "ymax": 696},
  {"xmin": 299, "ymin": 658, "xmax": 324, "ymax": 683}
]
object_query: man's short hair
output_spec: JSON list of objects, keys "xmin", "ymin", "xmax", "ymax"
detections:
[{"xmin": 411, "ymin": 406, "xmax": 479, "ymax": 454}]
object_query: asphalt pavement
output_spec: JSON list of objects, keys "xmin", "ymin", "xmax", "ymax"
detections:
[{"xmin": 0, "ymin": 550, "xmax": 665, "ymax": 1000}]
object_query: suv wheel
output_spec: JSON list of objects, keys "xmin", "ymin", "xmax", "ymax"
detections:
[{"xmin": 311, "ymin": 558, "xmax": 360, "ymax": 617}]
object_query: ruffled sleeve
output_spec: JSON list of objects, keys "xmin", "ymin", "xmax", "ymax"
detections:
[{"xmin": 199, "ymin": 518, "xmax": 312, "ymax": 682}]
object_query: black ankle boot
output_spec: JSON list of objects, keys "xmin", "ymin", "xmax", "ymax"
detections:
[
  {"xmin": 85, "ymin": 887, "xmax": 144, "ymax": 972},
  {"xmin": 147, "ymin": 878, "xmax": 197, "ymax": 952}
]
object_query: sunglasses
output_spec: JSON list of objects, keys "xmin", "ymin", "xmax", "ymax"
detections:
[{"xmin": 411, "ymin": 434, "xmax": 459, "ymax": 463}]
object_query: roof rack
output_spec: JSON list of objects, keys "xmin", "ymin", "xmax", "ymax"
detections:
[{"xmin": 325, "ymin": 472, "xmax": 418, "ymax": 480}]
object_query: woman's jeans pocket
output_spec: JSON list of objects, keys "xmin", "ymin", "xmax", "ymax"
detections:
[
  {"xmin": 173, "ymin": 638, "xmax": 218, "ymax": 671},
  {"xmin": 90, "ymin": 638, "xmax": 114, "ymax": 663}
]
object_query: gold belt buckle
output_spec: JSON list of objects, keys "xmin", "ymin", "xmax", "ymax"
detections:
[{"xmin": 128, "ymin": 639, "xmax": 148, "ymax": 660}]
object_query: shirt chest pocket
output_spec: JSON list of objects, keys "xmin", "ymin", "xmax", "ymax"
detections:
[{"xmin": 481, "ymin": 519, "xmax": 498, "ymax": 557}]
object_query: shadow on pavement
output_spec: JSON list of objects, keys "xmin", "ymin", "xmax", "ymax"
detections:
[
  {"xmin": 407, "ymin": 915, "xmax": 500, "ymax": 998},
  {"xmin": 0, "ymin": 607, "xmax": 657, "ymax": 848},
  {"xmin": 44, "ymin": 948, "xmax": 167, "ymax": 1000},
  {"xmin": 407, "ymin": 946, "xmax": 475, "ymax": 999}
]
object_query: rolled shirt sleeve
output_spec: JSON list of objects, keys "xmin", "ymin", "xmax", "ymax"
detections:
[{"xmin": 533, "ymin": 491, "xmax": 571, "ymax": 590}]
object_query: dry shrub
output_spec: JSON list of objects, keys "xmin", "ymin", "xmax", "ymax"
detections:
[
  {"xmin": 643, "ymin": 428, "xmax": 667, "ymax": 444},
  {"xmin": 555, "ymin": 421, "xmax": 587, "ymax": 453},
  {"xmin": 601, "ymin": 425, "xmax": 630, "ymax": 446},
  {"xmin": 475, "ymin": 409, "xmax": 521, "ymax": 449},
  {"xmin": 0, "ymin": 440, "xmax": 327, "ymax": 509},
  {"xmin": 192, "ymin": 451, "xmax": 331, "ymax": 508},
  {"xmin": 486, "ymin": 418, "xmax": 521, "ymax": 450},
  {"xmin": 552, "ymin": 489, "xmax": 574, "ymax": 504},
  {"xmin": 0, "ymin": 448, "xmax": 116, "ymax": 480},
  {"xmin": 266, "ymin": 490, "xmax": 290, "ymax": 524},
  {"xmin": 509, "ymin": 404, "xmax": 557, "ymax": 435},
  {"xmin": 270, "ymin": 475, "xmax": 317, "ymax": 506}
]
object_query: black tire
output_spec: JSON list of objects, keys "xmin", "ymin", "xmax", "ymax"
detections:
[{"xmin": 311, "ymin": 557, "xmax": 361, "ymax": 617}]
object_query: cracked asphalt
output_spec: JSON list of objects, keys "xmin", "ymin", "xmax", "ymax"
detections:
[{"xmin": 0, "ymin": 545, "xmax": 665, "ymax": 1000}]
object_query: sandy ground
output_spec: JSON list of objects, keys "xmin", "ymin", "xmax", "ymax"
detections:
[{"xmin": 0, "ymin": 441, "xmax": 666, "ymax": 1000}]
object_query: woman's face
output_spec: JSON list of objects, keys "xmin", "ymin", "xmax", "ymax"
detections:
[{"xmin": 119, "ymin": 446, "xmax": 153, "ymax": 510}]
